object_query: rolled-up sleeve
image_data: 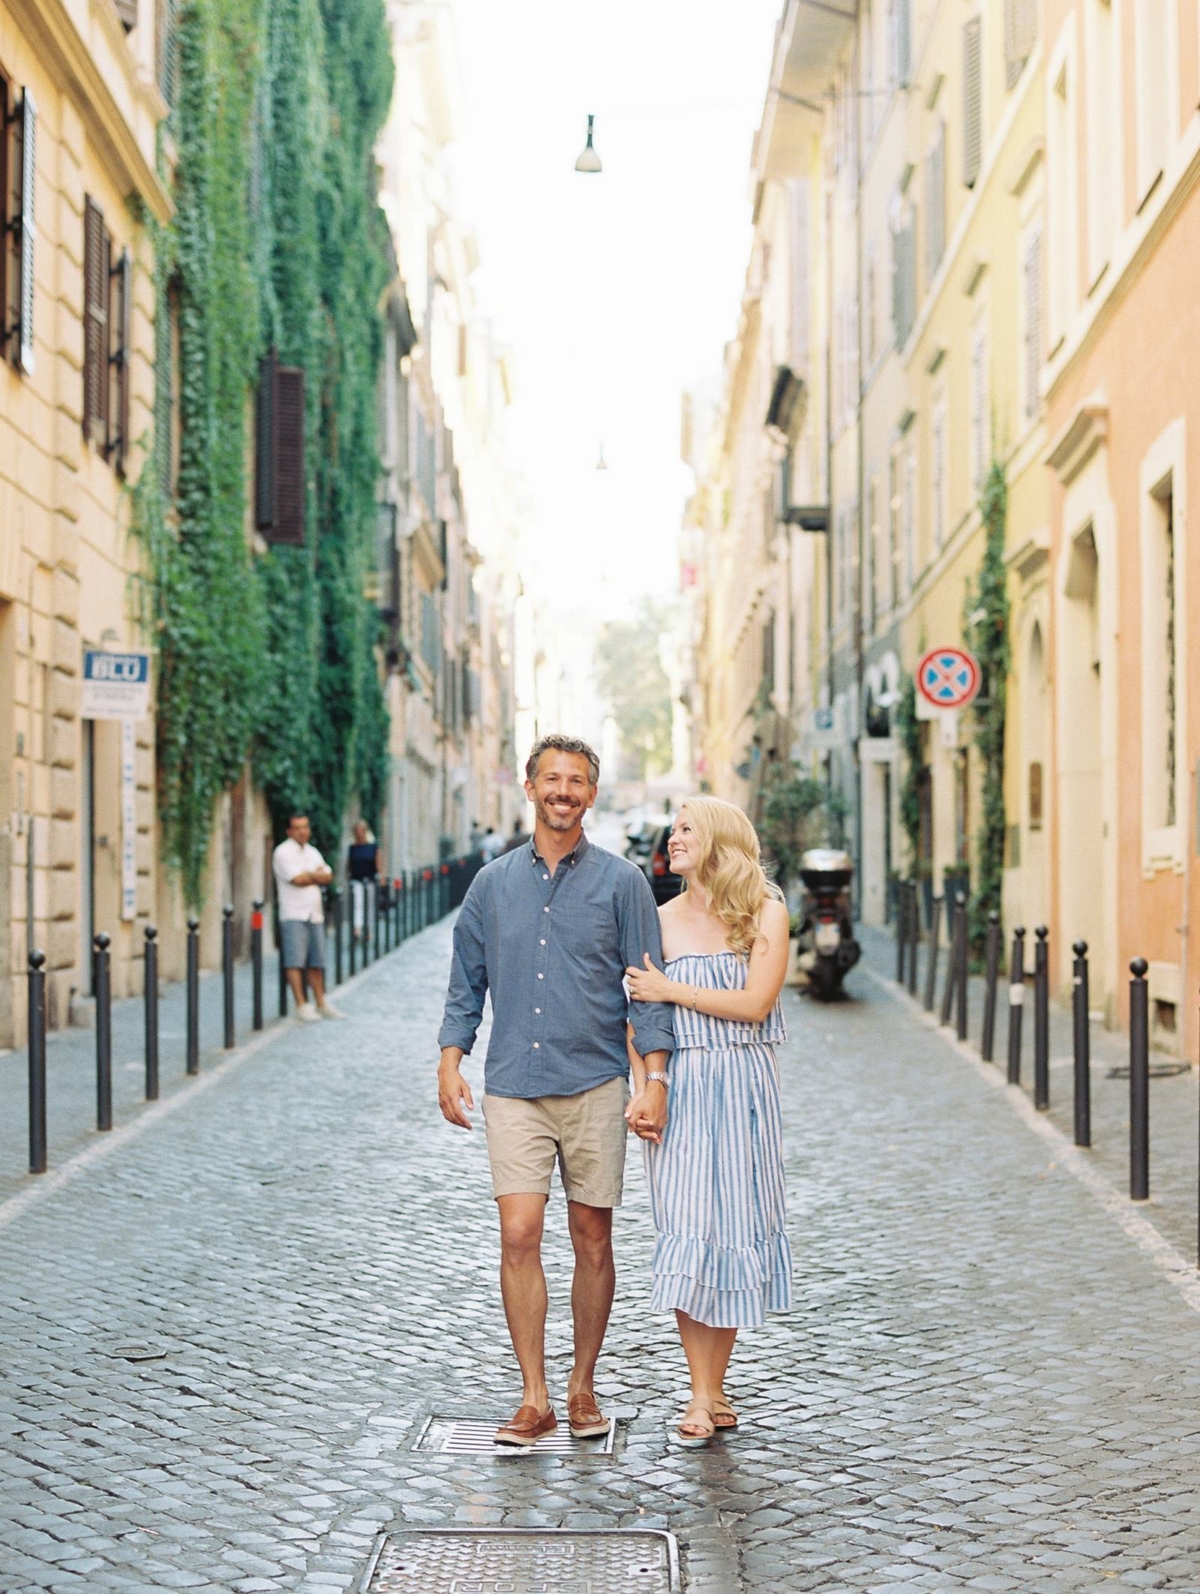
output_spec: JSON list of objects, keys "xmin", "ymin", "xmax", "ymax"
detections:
[
  {"xmin": 437, "ymin": 878, "xmax": 488, "ymax": 1054},
  {"xmin": 619, "ymin": 871, "xmax": 675, "ymax": 1059}
]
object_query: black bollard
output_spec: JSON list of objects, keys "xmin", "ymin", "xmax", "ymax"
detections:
[
  {"xmin": 27, "ymin": 949, "xmax": 47, "ymax": 1173},
  {"xmin": 981, "ymin": 911, "xmax": 1001, "ymax": 1062},
  {"xmin": 222, "ymin": 904, "xmax": 235, "ymax": 1050},
  {"xmin": 94, "ymin": 933, "xmax": 112, "ymax": 1131},
  {"xmin": 906, "ymin": 883, "xmax": 920, "ymax": 998},
  {"xmin": 895, "ymin": 879, "xmax": 907, "ymax": 982},
  {"xmin": 1007, "ymin": 927, "xmax": 1026, "ymax": 1085},
  {"xmin": 333, "ymin": 887, "xmax": 344, "ymax": 986},
  {"xmin": 251, "ymin": 901, "xmax": 264, "ymax": 1031},
  {"xmin": 349, "ymin": 885, "xmax": 359, "ymax": 976},
  {"xmin": 186, "ymin": 916, "xmax": 200, "ymax": 1075},
  {"xmin": 275, "ymin": 899, "xmax": 287, "ymax": 1019},
  {"xmin": 924, "ymin": 896, "xmax": 942, "ymax": 1012},
  {"xmin": 941, "ymin": 899, "xmax": 958, "ymax": 1027},
  {"xmin": 144, "ymin": 925, "xmax": 159, "ymax": 1101},
  {"xmin": 1034, "ymin": 926, "xmax": 1050, "ymax": 1110},
  {"xmin": 1129, "ymin": 958, "xmax": 1150, "ymax": 1201},
  {"xmin": 1072, "ymin": 940, "xmax": 1090, "ymax": 1147},
  {"xmin": 954, "ymin": 893, "xmax": 968, "ymax": 1042}
]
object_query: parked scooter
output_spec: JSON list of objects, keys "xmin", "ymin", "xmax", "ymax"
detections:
[{"xmin": 795, "ymin": 848, "xmax": 861, "ymax": 1000}]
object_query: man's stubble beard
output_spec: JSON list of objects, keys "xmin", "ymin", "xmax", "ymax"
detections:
[{"xmin": 535, "ymin": 796, "xmax": 584, "ymax": 832}]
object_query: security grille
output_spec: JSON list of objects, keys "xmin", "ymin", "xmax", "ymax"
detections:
[
  {"xmin": 413, "ymin": 1414, "xmax": 616, "ymax": 1456},
  {"xmin": 361, "ymin": 1529, "xmax": 677, "ymax": 1594}
]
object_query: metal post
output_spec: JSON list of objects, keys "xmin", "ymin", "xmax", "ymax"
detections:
[
  {"xmin": 222, "ymin": 904, "xmax": 235, "ymax": 1049},
  {"xmin": 349, "ymin": 885, "xmax": 359, "ymax": 976},
  {"xmin": 1129, "ymin": 958, "xmax": 1150, "ymax": 1201},
  {"xmin": 251, "ymin": 901, "xmax": 264, "ymax": 1031},
  {"xmin": 940, "ymin": 900, "xmax": 958, "ymax": 1027},
  {"xmin": 981, "ymin": 911, "xmax": 1001, "ymax": 1062},
  {"xmin": 186, "ymin": 916, "xmax": 200, "ymax": 1075},
  {"xmin": 144, "ymin": 925, "xmax": 159, "ymax": 1101},
  {"xmin": 924, "ymin": 895, "xmax": 942, "ymax": 1012},
  {"xmin": 1033, "ymin": 925, "xmax": 1050, "ymax": 1110},
  {"xmin": 906, "ymin": 882, "xmax": 919, "ymax": 998},
  {"xmin": 1007, "ymin": 927, "xmax": 1026, "ymax": 1086},
  {"xmin": 94, "ymin": 933, "xmax": 112, "ymax": 1131},
  {"xmin": 276, "ymin": 897, "xmax": 287, "ymax": 1018},
  {"xmin": 895, "ymin": 878, "xmax": 906, "ymax": 982},
  {"xmin": 954, "ymin": 892, "xmax": 968, "ymax": 1042},
  {"xmin": 27, "ymin": 949, "xmax": 47, "ymax": 1173},
  {"xmin": 333, "ymin": 886, "xmax": 344, "ymax": 986},
  {"xmin": 1072, "ymin": 940, "xmax": 1090, "ymax": 1147}
]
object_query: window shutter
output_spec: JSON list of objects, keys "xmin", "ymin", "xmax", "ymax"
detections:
[
  {"xmin": 963, "ymin": 17, "xmax": 983, "ymax": 188},
  {"xmin": 894, "ymin": 0, "xmax": 912, "ymax": 85},
  {"xmin": 83, "ymin": 196, "xmax": 110, "ymax": 444},
  {"xmin": 9, "ymin": 90, "xmax": 36, "ymax": 374},
  {"xmin": 113, "ymin": 0, "xmax": 138, "ymax": 28},
  {"xmin": 926, "ymin": 121, "xmax": 946, "ymax": 273},
  {"xmin": 1024, "ymin": 226, "xmax": 1042, "ymax": 419},
  {"xmin": 107, "ymin": 248, "xmax": 132, "ymax": 475},
  {"xmin": 255, "ymin": 348, "xmax": 306, "ymax": 544},
  {"xmin": 1005, "ymin": 0, "xmax": 1037, "ymax": 91},
  {"xmin": 157, "ymin": 0, "xmax": 179, "ymax": 112}
]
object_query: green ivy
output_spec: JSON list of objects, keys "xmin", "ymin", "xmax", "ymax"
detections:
[
  {"xmin": 896, "ymin": 673, "xmax": 923, "ymax": 874},
  {"xmin": 131, "ymin": 0, "xmax": 394, "ymax": 904},
  {"xmin": 964, "ymin": 460, "xmax": 1010, "ymax": 950}
]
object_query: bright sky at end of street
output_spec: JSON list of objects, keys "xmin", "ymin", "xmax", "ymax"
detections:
[{"xmin": 452, "ymin": 0, "xmax": 783, "ymax": 621}]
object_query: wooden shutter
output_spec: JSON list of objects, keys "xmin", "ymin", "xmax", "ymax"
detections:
[
  {"xmin": 926, "ymin": 121, "xmax": 946, "ymax": 273},
  {"xmin": 83, "ymin": 196, "xmax": 110, "ymax": 443},
  {"xmin": 8, "ymin": 90, "xmax": 36, "ymax": 374},
  {"xmin": 1005, "ymin": 0, "xmax": 1037, "ymax": 91},
  {"xmin": 107, "ymin": 248, "xmax": 132, "ymax": 474},
  {"xmin": 894, "ymin": 0, "xmax": 912, "ymax": 85},
  {"xmin": 963, "ymin": 17, "xmax": 983, "ymax": 188},
  {"xmin": 255, "ymin": 348, "xmax": 306, "ymax": 544},
  {"xmin": 113, "ymin": 0, "xmax": 138, "ymax": 28},
  {"xmin": 1024, "ymin": 225, "xmax": 1043, "ymax": 419},
  {"xmin": 157, "ymin": 0, "xmax": 179, "ymax": 111}
]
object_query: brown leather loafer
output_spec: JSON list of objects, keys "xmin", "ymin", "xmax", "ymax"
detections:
[
  {"xmin": 566, "ymin": 1391, "xmax": 611, "ymax": 1438},
  {"xmin": 494, "ymin": 1403, "xmax": 557, "ymax": 1447}
]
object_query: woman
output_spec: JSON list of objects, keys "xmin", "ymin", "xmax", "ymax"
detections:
[
  {"xmin": 347, "ymin": 821, "xmax": 382, "ymax": 943},
  {"xmin": 625, "ymin": 796, "xmax": 792, "ymax": 1446}
]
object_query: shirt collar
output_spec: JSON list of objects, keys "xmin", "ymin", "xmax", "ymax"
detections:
[{"xmin": 530, "ymin": 830, "xmax": 591, "ymax": 869}]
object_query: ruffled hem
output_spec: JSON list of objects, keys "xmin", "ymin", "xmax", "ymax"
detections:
[{"xmin": 650, "ymin": 1230, "xmax": 793, "ymax": 1328}]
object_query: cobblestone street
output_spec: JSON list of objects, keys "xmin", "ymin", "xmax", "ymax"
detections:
[{"xmin": 4, "ymin": 914, "xmax": 1200, "ymax": 1593}]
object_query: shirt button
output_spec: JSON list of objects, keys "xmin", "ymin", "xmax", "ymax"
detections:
[
  {"xmin": 537, "ymin": 972, "xmax": 544, "ymax": 980},
  {"xmin": 540, "ymin": 938, "xmax": 546, "ymax": 946},
  {"xmin": 535, "ymin": 1007, "xmax": 541, "ymax": 1014},
  {"xmin": 533, "ymin": 1042, "xmax": 540, "ymax": 1049},
  {"xmin": 543, "ymin": 907, "xmax": 550, "ymax": 914},
  {"xmin": 542, "ymin": 873, "xmax": 549, "ymax": 880}
]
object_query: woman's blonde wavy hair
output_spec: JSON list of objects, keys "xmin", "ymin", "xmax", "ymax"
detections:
[{"xmin": 677, "ymin": 795, "xmax": 783, "ymax": 959}]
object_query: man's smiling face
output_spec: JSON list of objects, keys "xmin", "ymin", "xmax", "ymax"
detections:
[{"xmin": 525, "ymin": 751, "xmax": 597, "ymax": 834}]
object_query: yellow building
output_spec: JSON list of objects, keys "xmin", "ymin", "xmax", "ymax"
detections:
[{"xmin": 0, "ymin": 0, "xmax": 170, "ymax": 1042}]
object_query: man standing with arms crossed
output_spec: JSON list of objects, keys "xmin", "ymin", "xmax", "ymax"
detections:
[{"xmin": 437, "ymin": 735, "xmax": 673, "ymax": 1445}]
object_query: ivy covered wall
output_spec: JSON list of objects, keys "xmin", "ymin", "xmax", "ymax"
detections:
[{"xmin": 133, "ymin": 0, "xmax": 393, "ymax": 905}]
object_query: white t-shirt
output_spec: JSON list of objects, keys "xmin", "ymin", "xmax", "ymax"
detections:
[{"xmin": 273, "ymin": 838, "xmax": 328, "ymax": 923}]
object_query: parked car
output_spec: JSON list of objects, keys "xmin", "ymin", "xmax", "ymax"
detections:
[{"xmin": 636, "ymin": 821, "xmax": 683, "ymax": 905}]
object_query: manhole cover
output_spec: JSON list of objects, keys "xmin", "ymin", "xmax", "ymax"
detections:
[
  {"xmin": 100, "ymin": 1341, "xmax": 169, "ymax": 1362},
  {"xmin": 413, "ymin": 1415, "xmax": 616, "ymax": 1456},
  {"xmin": 361, "ymin": 1529, "xmax": 678, "ymax": 1593}
]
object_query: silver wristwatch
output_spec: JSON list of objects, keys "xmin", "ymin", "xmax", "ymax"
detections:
[{"xmin": 645, "ymin": 1071, "xmax": 669, "ymax": 1087}]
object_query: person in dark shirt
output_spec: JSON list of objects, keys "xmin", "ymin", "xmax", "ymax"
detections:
[
  {"xmin": 437, "ymin": 734, "xmax": 673, "ymax": 1447},
  {"xmin": 348, "ymin": 821, "xmax": 382, "ymax": 942}
]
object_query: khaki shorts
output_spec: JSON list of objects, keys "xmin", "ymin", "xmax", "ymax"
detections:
[{"xmin": 482, "ymin": 1077, "xmax": 629, "ymax": 1208}]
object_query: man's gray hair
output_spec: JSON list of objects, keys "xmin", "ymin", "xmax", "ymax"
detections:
[{"xmin": 525, "ymin": 734, "xmax": 600, "ymax": 786}]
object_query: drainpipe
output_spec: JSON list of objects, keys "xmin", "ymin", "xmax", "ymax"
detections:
[{"xmin": 852, "ymin": 21, "xmax": 866, "ymax": 913}]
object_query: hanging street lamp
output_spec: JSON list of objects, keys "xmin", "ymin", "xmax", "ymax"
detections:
[{"xmin": 575, "ymin": 114, "xmax": 602, "ymax": 173}]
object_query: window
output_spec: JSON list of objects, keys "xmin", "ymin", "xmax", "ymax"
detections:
[
  {"xmin": 1139, "ymin": 422, "xmax": 1186, "ymax": 867},
  {"xmin": 888, "ymin": 443, "xmax": 903, "ymax": 606},
  {"xmin": 889, "ymin": 0, "xmax": 912, "ymax": 86},
  {"xmin": 157, "ymin": 0, "xmax": 180, "ymax": 113},
  {"xmin": 1021, "ymin": 223, "xmax": 1042, "ymax": 421},
  {"xmin": 3, "ymin": 80, "xmax": 35, "ymax": 374},
  {"xmin": 969, "ymin": 319, "xmax": 988, "ymax": 486},
  {"xmin": 903, "ymin": 436, "xmax": 916, "ymax": 589},
  {"xmin": 1048, "ymin": 52, "xmax": 1077, "ymax": 348},
  {"xmin": 789, "ymin": 179, "xmax": 810, "ymax": 368},
  {"xmin": 1134, "ymin": 0, "xmax": 1173, "ymax": 201},
  {"xmin": 420, "ymin": 591, "xmax": 440, "ymax": 675},
  {"xmin": 1085, "ymin": 0, "xmax": 1117, "ymax": 279},
  {"xmin": 865, "ymin": 247, "xmax": 877, "ymax": 365},
  {"xmin": 82, "ymin": 197, "xmax": 132, "ymax": 471},
  {"xmin": 255, "ymin": 346, "xmax": 306, "ymax": 544},
  {"xmin": 891, "ymin": 203, "xmax": 917, "ymax": 347},
  {"xmin": 1004, "ymin": 0, "xmax": 1037, "ymax": 90},
  {"xmin": 925, "ymin": 121, "xmax": 946, "ymax": 278},
  {"xmin": 930, "ymin": 394, "xmax": 947, "ymax": 551},
  {"xmin": 868, "ymin": 475, "xmax": 883, "ymax": 627},
  {"xmin": 963, "ymin": 16, "xmax": 983, "ymax": 188}
]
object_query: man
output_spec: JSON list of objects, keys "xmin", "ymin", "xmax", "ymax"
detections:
[
  {"xmin": 272, "ymin": 813, "xmax": 345, "ymax": 1022},
  {"xmin": 479, "ymin": 825, "xmax": 506, "ymax": 863},
  {"xmin": 437, "ymin": 734, "xmax": 673, "ymax": 1446}
]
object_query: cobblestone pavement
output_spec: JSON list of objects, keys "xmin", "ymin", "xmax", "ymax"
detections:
[
  {"xmin": 4, "ymin": 914, "xmax": 1200, "ymax": 1593},
  {"xmin": 857, "ymin": 923, "xmax": 1200, "ymax": 1264}
]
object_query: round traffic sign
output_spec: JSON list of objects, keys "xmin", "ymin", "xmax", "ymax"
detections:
[{"xmin": 915, "ymin": 646, "xmax": 982, "ymax": 711}]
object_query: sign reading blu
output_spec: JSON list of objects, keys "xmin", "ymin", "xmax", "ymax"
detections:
[{"xmin": 81, "ymin": 650, "xmax": 152, "ymax": 720}]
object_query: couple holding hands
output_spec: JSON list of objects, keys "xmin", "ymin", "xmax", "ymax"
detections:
[{"xmin": 436, "ymin": 734, "xmax": 792, "ymax": 1447}]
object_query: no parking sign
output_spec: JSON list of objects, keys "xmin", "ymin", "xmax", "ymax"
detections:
[{"xmin": 915, "ymin": 646, "xmax": 982, "ymax": 711}]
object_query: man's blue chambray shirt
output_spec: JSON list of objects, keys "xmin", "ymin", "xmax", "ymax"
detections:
[{"xmin": 437, "ymin": 833, "xmax": 676, "ymax": 1100}]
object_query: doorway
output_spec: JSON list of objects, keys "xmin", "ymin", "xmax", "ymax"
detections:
[
  {"xmin": 81, "ymin": 719, "xmax": 96, "ymax": 993},
  {"xmin": 1058, "ymin": 525, "xmax": 1105, "ymax": 1000}
]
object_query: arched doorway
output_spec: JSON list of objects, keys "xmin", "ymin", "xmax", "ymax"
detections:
[
  {"xmin": 1058, "ymin": 524, "xmax": 1105, "ymax": 1003},
  {"xmin": 1022, "ymin": 620, "xmax": 1049, "ymax": 931}
]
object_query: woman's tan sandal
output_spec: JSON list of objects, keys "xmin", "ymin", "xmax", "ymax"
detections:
[
  {"xmin": 566, "ymin": 1391, "xmax": 611, "ymax": 1438},
  {"xmin": 712, "ymin": 1396, "xmax": 739, "ymax": 1431},
  {"xmin": 675, "ymin": 1398, "xmax": 716, "ymax": 1448}
]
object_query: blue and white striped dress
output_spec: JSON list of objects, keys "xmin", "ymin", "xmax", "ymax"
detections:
[{"xmin": 644, "ymin": 951, "xmax": 793, "ymax": 1329}]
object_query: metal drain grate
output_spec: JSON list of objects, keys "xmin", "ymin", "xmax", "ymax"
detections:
[
  {"xmin": 413, "ymin": 1414, "xmax": 616, "ymax": 1456},
  {"xmin": 361, "ymin": 1528, "xmax": 678, "ymax": 1593}
]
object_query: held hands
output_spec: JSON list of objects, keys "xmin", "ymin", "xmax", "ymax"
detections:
[
  {"xmin": 625, "ymin": 953, "xmax": 677, "ymax": 1004},
  {"xmin": 625, "ymin": 1082, "xmax": 668, "ymax": 1144}
]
